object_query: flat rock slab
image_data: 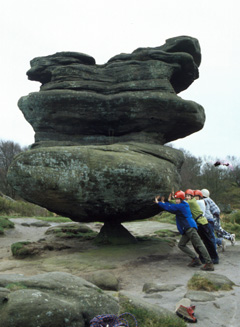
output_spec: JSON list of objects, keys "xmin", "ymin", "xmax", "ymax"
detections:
[
  {"xmin": 143, "ymin": 282, "xmax": 183, "ymax": 293},
  {"xmin": 184, "ymin": 290, "xmax": 219, "ymax": 302},
  {"xmin": 22, "ymin": 221, "xmax": 51, "ymax": 227}
]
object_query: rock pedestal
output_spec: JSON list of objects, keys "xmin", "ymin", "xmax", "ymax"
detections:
[{"xmin": 8, "ymin": 36, "xmax": 205, "ymax": 242}]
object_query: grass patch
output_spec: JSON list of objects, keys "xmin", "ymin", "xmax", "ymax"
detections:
[
  {"xmin": 229, "ymin": 209, "xmax": 240, "ymax": 224},
  {"xmin": 188, "ymin": 275, "xmax": 218, "ymax": 291},
  {"xmin": 136, "ymin": 235, "xmax": 165, "ymax": 242},
  {"xmin": 10, "ymin": 216, "xmax": 72, "ymax": 223},
  {"xmin": 11, "ymin": 241, "xmax": 32, "ymax": 257},
  {"xmin": 6, "ymin": 282, "xmax": 28, "ymax": 291},
  {"xmin": 136, "ymin": 235, "xmax": 176, "ymax": 247},
  {"xmin": 154, "ymin": 229, "xmax": 179, "ymax": 238},
  {"xmin": 55, "ymin": 230, "xmax": 98, "ymax": 240},
  {"xmin": 148, "ymin": 212, "xmax": 176, "ymax": 224},
  {"xmin": 0, "ymin": 217, "xmax": 15, "ymax": 229},
  {"xmin": 220, "ymin": 210, "xmax": 240, "ymax": 239},
  {"xmin": 35, "ymin": 216, "xmax": 72, "ymax": 223},
  {"xmin": 46, "ymin": 224, "xmax": 98, "ymax": 240},
  {"xmin": 0, "ymin": 216, "xmax": 15, "ymax": 234},
  {"xmin": 119, "ymin": 294, "xmax": 186, "ymax": 327},
  {"xmin": 0, "ymin": 196, "xmax": 54, "ymax": 217},
  {"xmin": 188, "ymin": 274, "xmax": 233, "ymax": 291}
]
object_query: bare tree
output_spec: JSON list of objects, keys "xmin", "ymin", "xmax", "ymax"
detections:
[
  {"xmin": 226, "ymin": 156, "xmax": 240, "ymax": 187},
  {"xmin": 0, "ymin": 140, "xmax": 27, "ymax": 198},
  {"xmin": 179, "ymin": 149, "xmax": 202, "ymax": 191}
]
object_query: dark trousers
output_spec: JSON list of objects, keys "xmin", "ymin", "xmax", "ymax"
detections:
[
  {"xmin": 178, "ymin": 228, "xmax": 212, "ymax": 264},
  {"xmin": 194, "ymin": 223, "xmax": 219, "ymax": 262},
  {"xmin": 208, "ymin": 221, "xmax": 217, "ymax": 249}
]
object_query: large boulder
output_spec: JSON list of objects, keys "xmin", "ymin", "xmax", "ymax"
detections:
[
  {"xmin": 0, "ymin": 272, "xmax": 183, "ymax": 327},
  {"xmin": 19, "ymin": 36, "xmax": 204, "ymax": 147},
  {"xmin": 0, "ymin": 272, "xmax": 119, "ymax": 327},
  {"xmin": 8, "ymin": 143, "xmax": 183, "ymax": 222},
  {"xmin": 8, "ymin": 36, "xmax": 205, "ymax": 239}
]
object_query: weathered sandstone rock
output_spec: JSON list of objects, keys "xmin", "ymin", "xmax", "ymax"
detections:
[
  {"xmin": 0, "ymin": 272, "xmax": 119, "ymax": 327},
  {"xmin": 8, "ymin": 36, "xmax": 205, "ymax": 240},
  {"xmin": 0, "ymin": 272, "xmax": 182, "ymax": 327},
  {"xmin": 19, "ymin": 36, "xmax": 204, "ymax": 147},
  {"xmin": 8, "ymin": 143, "xmax": 183, "ymax": 222}
]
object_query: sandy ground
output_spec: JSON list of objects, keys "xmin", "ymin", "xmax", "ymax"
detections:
[{"xmin": 0, "ymin": 218, "xmax": 239, "ymax": 327}]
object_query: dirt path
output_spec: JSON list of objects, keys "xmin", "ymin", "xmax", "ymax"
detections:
[{"xmin": 0, "ymin": 218, "xmax": 239, "ymax": 327}]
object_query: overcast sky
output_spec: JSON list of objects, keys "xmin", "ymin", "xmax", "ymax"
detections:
[{"xmin": 1, "ymin": 0, "xmax": 239, "ymax": 160}]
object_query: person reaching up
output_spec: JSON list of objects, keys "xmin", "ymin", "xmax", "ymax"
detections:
[{"xmin": 155, "ymin": 191, "xmax": 214, "ymax": 271}]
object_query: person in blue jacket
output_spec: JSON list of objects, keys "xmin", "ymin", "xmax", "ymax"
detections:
[{"xmin": 155, "ymin": 190, "xmax": 214, "ymax": 271}]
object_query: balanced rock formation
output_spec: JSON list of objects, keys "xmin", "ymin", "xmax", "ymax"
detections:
[{"xmin": 8, "ymin": 36, "xmax": 205, "ymax": 241}]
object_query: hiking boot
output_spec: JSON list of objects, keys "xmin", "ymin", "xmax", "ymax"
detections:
[
  {"xmin": 230, "ymin": 234, "xmax": 236, "ymax": 246},
  {"xmin": 188, "ymin": 257, "xmax": 202, "ymax": 267},
  {"xmin": 212, "ymin": 258, "xmax": 219, "ymax": 264},
  {"xmin": 201, "ymin": 263, "xmax": 214, "ymax": 271},
  {"xmin": 176, "ymin": 305, "xmax": 197, "ymax": 323},
  {"xmin": 221, "ymin": 239, "xmax": 227, "ymax": 252}
]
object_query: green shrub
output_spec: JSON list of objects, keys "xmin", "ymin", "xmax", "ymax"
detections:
[
  {"xmin": 220, "ymin": 186, "xmax": 240, "ymax": 209},
  {"xmin": 228, "ymin": 210, "xmax": 240, "ymax": 224},
  {"xmin": 0, "ymin": 217, "xmax": 14, "ymax": 229},
  {"xmin": 0, "ymin": 197, "xmax": 10, "ymax": 214},
  {"xmin": 222, "ymin": 222, "xmax": 240, "ymax": 236},
  {"xmin": 221, "ymin": 210, "xmax": 240, "ymax": 239},
  {"xmin": 0, "ymin": 196, "xmax": 54, "ymax": 217}
]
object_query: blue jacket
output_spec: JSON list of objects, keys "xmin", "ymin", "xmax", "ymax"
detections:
[{"xmin": 157, "ymin": 201, "xmax": 198, "ymax": 235}]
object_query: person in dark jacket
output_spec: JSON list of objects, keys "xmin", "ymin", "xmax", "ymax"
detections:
[{"xmin": 155, "ymin": 190, "xmax": 214, "ymax": 271}]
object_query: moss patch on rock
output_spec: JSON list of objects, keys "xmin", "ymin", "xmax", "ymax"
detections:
[
  {"xmin": 154, "ymin": 229, "xmax": 179, "ymax": 238},
  {"xmin": 46, "ymin": 223, "xmax": 98, "ymax": 240},
  {"xmin": 6, "ymin": 282, "xmax": 28, "ymax": 291},
  {"xmin": 188, "ymin": 272, "xmax": 235, "ymax": 291},
  {"xmin": 11, "ymin": 242, "xmax": 32, "ymax": 257}
]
